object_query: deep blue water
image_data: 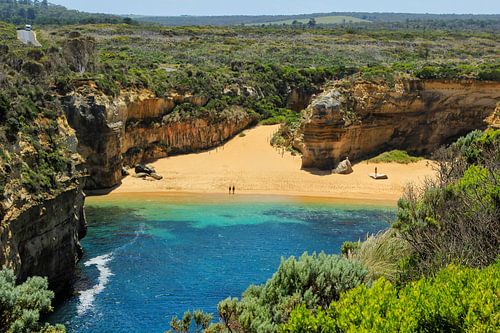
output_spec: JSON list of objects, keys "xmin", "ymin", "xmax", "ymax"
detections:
[{"xmin": 49, "ymin": 194, "xmax": 393, "ymax": 333}]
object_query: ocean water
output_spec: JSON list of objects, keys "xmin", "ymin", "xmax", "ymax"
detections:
[{"xmin": 48, "ymin": 194, "xmax": 394, "ymax": 333}]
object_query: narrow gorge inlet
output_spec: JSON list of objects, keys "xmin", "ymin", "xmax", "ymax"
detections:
[
  {"xmin": 48, "ymin": 195, "xmax": 391, "ymax": 332},
  {"xmin": 0, "ymin": 1, "xmax": 498, "ymax": 332}
]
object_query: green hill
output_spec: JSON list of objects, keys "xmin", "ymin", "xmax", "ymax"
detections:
[{"xmin": 0, "ymin": 0, "xmax": 125, "ymax": 25}]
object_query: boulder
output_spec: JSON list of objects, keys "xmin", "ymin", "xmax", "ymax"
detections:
[
  {"xmin": 333, "ymin": 158, "xmax": 353, "ymax": 175},
  {"xmin": 150, "ymin": 173, "xmax": 163, "ymax": 180},
  {"xmin": 135, "ymin": 164, "xmax": 155, "ymax": 175},
  {"xmin": 133, "ymin": 172, "xmax": 148, "ymax": 178}
]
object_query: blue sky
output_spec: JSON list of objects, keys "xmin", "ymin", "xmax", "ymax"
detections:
[{"xmin": 50, "ymin": 0, "xmax": 500, "ymax": 16}]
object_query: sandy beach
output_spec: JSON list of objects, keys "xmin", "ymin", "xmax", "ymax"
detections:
[{"xmin": 112, "ymin": 125, "xmax": 436, "ymax": 202}]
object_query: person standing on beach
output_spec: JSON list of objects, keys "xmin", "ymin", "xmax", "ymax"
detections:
[
  {"xmin": 375, "ymin": 167, "xmax": 378, "ymax": 176},
  {"xmin": 232, "ymin": 185, "xmax": 235, "ymax": 194},
  {"xmin": 229, "ymin": 186, "xmax": 232, "ymax": 194}
]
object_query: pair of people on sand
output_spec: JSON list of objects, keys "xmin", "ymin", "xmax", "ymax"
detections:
[{"xmin": 229, "ymin": 185, "xmax": 235, "ymax": 194}]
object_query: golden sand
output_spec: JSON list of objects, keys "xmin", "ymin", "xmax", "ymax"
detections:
[{"xmin": 110, "ymin": 125, "xmax": 436, "ymax": 203}]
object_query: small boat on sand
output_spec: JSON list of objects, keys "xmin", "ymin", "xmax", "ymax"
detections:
[{"xmin": 369, "ymin": 173, "xmax": 388, "ymax": 180}]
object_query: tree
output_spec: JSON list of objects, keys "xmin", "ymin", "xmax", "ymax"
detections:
[
  {"xmin": 17, "ymin": 7, "xmax": 26, "ymax": 20},
  {"xmin": 307, "ymin": 18, "xmax": 317, "ymax": 28},
  {"xmin": 27, "ymin": 7, "xmax": 36, "ymax": 21}
]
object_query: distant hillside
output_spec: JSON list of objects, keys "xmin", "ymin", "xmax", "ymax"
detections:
[
  {"xmin": 248, "ymin": 15, "xmax": 370, "ymax": 26},
  {"xmin": 0, "ymin": 0, "xmax": 126, "ymax": 25},
  {"xmin": 133, "ymin": 12, "xmax": 500, "ymax": 27}
]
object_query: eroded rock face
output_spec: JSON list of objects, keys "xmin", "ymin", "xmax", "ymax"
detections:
[
  {"xmin": 63, "ymin": 89, "xmax": 255, "ymax": 189},
  {"xmin": 62, "ymin": 32, "xmax": 96, "ymax": 74},
  {"xmin": 295, "ymin": 79, "xmax": 500, "ymax": 170},
  {"xmin": 0, "ymin": 183, "xmax": 86, "ymax": 294}
]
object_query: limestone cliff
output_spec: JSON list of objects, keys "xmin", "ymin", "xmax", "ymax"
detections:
[
  {"xmin": 295, "ymin": 79, "xmax": 500, "ymax": 169},
  {"xmin": 0, "ymin": 114, "xmax": 86, "ymax": 294},
  {"xmin": 63, "ymin": 88, "xmax": 256, "ymax": 189},
  {"xmin": 0, "ymin": 183, "xmax": 86, "ymax": 294}
]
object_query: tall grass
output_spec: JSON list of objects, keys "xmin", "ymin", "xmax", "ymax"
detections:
[{"xmin": 350, "ymin": 230, "xmax": 411, "ymax": 282}]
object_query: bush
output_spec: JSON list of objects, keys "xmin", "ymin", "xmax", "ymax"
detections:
[
  {"xmin": 393, "ymin": 130, "xmax": 499, "ymax": 280},
  {"xmin": 284, "ymin": 262, "xmax": 500, "ymax": 332},
  {"xmin": 0, "ymin": 269, "xmax": 64, "ymax": 333},
  {"xmin": 168, "ymin": 310, "xmax": 213, "ymax": 333},
  {"xmin": 216, "ymin": 253, "xmax": 367, "ymax": 332},
  {"xmin": 368, "ymin": 150, "xmax": 423, "ymax": 164}
]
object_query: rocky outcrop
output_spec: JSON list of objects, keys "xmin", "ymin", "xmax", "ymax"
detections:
[
  {"xmin": 0, "ymin": 183, "xmax": 86, "ymax": 294},
  {"xmin": 62, "ymin": 32, "xmax": 96, "ymax": 74},
  {"xmin": 295, "ymin": 79, "xmax": 500, "ymax": 170},
  {"xmin": 63, "ymin": 89, "xmax": 255, "ymax": 189},
  {"xmin": 486, "ymin": 103, "xmax": 500, "ymax": 129}
]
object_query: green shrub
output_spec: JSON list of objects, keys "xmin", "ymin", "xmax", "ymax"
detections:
[
  {"xmin": 393, "ymin": 130, "xmax": 499, "ymax": 279},
  {"xmin": 340, "ymin": 241, "xmax": 360, "ymax": 257},
  {"xmin": 0, "ymin": 269, "xmax": 64, "ymax": 333},
  {"xmin": 284, "ymin": 262, "xmax": 500, "ymax": 333},
  {"xmin": 217, "ymin": 253, "xmax": 367, "ymax": 332},
  {"xmin": 168, "ymin": 310, "xmax": 213, "ymax": 333},
  {"xmin": 452, "ymin": 130, "xmax": 484, "ymax": 164},
  {"xmin": 368, "ymin": 150, "xmax": 423, "ymax": 164}
]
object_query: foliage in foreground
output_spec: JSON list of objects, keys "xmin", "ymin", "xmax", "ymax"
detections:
[
  {"xmin": 394, "ymin": 129, "xmax": 499, "ymax": 280},
  {"xmin": 284, "ymin": 261, "xmax": 500, "ymax": 333},
  {"xmin": 168, "ymin": 310, "xmax": 214, "ymax": 333},
  {"xmin": 0, "ymin": 269, "xmax": 65, "ymax": 333},
  {"xmin": 215, "ymin": 253, "xmax": 367, "ymax": 332},
  {"xmin": 368, "ymin": 150, "xmax": 423, "ymax": 164}
]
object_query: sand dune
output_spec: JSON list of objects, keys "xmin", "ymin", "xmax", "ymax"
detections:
[{"xmin": 113, "ymin": 125, "xmax": 436, "ymax": 203}]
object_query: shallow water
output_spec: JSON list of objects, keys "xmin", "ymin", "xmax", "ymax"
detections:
[{"xmin": 49, "ymin": 194, "xmax": 393, "ymax": 333}]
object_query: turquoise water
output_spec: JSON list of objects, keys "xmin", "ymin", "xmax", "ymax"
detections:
[{"xmin": 49, "ymin": 194, "xmax": 393, "ymax": 333}]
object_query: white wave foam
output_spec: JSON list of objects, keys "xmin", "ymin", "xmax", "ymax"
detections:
[
  {"xmin": 76, "ymin": 224, "xmax": 146, "ymax": 316},
  {"xmin": 77, "ymin": 253, "xmax": 114, "ymax": 316}
]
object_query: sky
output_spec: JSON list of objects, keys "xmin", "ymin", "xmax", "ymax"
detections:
[{"xmin": 49, "ymin": 0, "xmax": 500, "ymax": 16}]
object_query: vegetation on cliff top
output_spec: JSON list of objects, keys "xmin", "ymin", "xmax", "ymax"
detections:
[
  {"xmin": 37, "ymin": 19, "xmax": 499, "ymax": 127},
  {"xmin": 135, "ymin": 12, "xmax": 499, "ymax": 30},
  {"xmin": 0, "ymin": 21, "xmax": 82, "ymax": 212}
]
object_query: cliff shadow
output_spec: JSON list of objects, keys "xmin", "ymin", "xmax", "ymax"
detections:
[
  {"xmin": 300, "ymin": 167, "xmax": 333, "ymax": 176},
  {"xmin": 84, "ymin": 183, "xmax": 121, "ymax": 196}
]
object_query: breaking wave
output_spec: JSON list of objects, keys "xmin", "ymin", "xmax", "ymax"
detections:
[{"xmin": 76, "ymin": 223, "xmax": 145, "ymax": 316}]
